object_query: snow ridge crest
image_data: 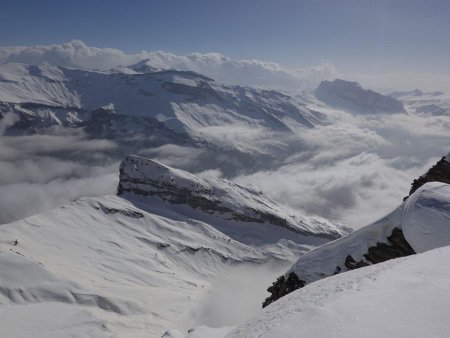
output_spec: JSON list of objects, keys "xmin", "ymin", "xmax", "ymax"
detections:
[{"xmin": 117, "ymin": 155, "xmax": 348, "ymax": 239}]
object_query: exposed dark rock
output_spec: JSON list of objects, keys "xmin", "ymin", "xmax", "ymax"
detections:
[
  {"xmin": 263, "ymin": 272, "xmax": 305, "ymax": 308},
  {"xmin": 364, "ymin": 228, "xmax": 415, "ymax": 263},
  {"xmin": 162, "ymin": 81, "xmax": 222, "ymax": 102},
  {"xmin": 98, "ymin": 204, "xmax": 144, "ymax": 218},
  {"xmin": 118, "ymin": 174, "xmax": 303, "ymax": 234},
  {"xmin": 83, "ymin": 108, "xmax": 192, "ymax": 147},
  {"xmin": 407, "ymin": 156, "xmax": 450, "ymax": 199},
  {"xmin": 262, "ymin": 227, "xmax": 415, "ymax": 307}
]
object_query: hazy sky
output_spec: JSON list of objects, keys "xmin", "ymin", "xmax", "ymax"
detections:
[{"xmin": 1, "ymin": 0, "xmax": 449, "ymax": 75}]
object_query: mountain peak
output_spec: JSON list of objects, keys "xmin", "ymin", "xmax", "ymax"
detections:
[
  {"xmin": 127, "ymin": 59, "xmax": 161, "ymax": 73},
  {"xmin": 315, "ymin": 78, "xmax": 406, "ymax": 114},
  {"xmin": 325, "ymin": 78, "xmax": 362, "ymax": 89}
]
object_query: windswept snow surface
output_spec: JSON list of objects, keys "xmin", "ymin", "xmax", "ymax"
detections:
[
  {"xmin": 403, "ymin": 182, "xmax": 450, "ymax": 253},
  {"xmin": 0, "ymin": 181, "xmax": 339, "ymax": 337},
  {"xmin": 229, "ymin": 245, "xmax": 450, "ymax": 338}
]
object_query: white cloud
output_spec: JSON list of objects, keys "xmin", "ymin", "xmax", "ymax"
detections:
[
  {"xmin": 137, "ymin": 144, "xmax": 206, "ymax": 169},
  {"xmin": 234, "ymin": 111, "xmax": 450, "ymax": 228},
  {"xmin": 0, "ymin": 40, "xmax": 336, "ymax": 90},
  {"xmin": 1, "ymin": 40, "xmax": 447, "ymax": 92},
  {"xmin": 347, "ymin": 72, "xmax": 450, "ymax": 93},
  {"xmin": 0, "ymin": 173, "xmax": 118, "ymax": 225},
  {"xmin": 1, "ymin": 40, "xmax": 450, "ymax": 228},
  {"xmin": 0, "ymin": 130, "xmax": 119, "ymax": 224},
  {"xmin": 0, "ymin": 112, "xmax": 19, "ymax": 135},
  {"xmin": 0, "ymin": 40, "xmax": 139, "ymax": 70}
]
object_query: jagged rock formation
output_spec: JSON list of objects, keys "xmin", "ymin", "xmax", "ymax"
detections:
[
  {"xmin": 0, "ymin": 101, "xmax": 84, "ymax": 133},
  {"xmin": 407, "ymin": 156, "xmax": 450, "ymax": 197},
  {"xmin": 263, "ymin": 272, "xmax": 305, "ymax": 308},
  {"xmin": 315, "ymin": 79, "xmax": 406, "ymax": 114},
  {"xmin": 351, "ymin": 228, "xmax": 415, "ymax": 264},
  {"xmin": 117, "ymin": 155, "xmax": 350, "ymax": 240}
]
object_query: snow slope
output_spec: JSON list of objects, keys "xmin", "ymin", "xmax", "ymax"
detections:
[
  {"xmin": 0, "ymin": 155, "xmax": 349, "ymax": 337},
  {"xmin": 0, "ymin": 195, "xmax": 286, "ymax": 337},
  {"xmin": 229, "ymin": 244, "xmax": 450, "ymax": 338}
]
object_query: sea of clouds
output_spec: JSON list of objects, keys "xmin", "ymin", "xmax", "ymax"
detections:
[
  {"xmin": 0, "ymin": 128, "xmax": 119, "ymax": 224},
  {"xmin": 1, "ymin": 41, "xmax": 450, "ymax": 228}
]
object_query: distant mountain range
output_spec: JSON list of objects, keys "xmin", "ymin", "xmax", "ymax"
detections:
[{"xmin": 0, "ymin": 62, "xmax": 415, "ymax": 178}]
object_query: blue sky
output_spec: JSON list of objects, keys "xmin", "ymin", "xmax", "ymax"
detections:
[{"xmin": 1, "ymin": 0, "xmax": 449, "ymax": 74}]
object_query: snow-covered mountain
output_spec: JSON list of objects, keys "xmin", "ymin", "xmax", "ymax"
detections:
[
  {"xmin": 314, "ymin": 79, "xmax": 406, "ymax": 114},
  {"xmin": 263, "ymin": 155, "xmax": 450, "ymax": 307},
  {"xmin": 0, "ymin": 62, "xmax": 325, "ymax": 176},
  {"xmin": 118, "ymin": 155, "xmax": 349, "ymax": 241},
  {"xmin": 0, "ymin": 62, "xmax": 316, "ymax": 134},
  {"xmin": 0, "ymin": 155, "xmax": 347, "ymax": 337},
  {"xmin": 0, "ymin": 62, "xmax": 418, "ymax": 179}
]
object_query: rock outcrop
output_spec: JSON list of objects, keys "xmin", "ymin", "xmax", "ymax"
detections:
[
  {"xmin": 407, "ymin": 156, "xmax": 450, "ymax": 198},
  {"xmin": 117, "ymin": 155, "xmax": 350, "ymax": 239}
]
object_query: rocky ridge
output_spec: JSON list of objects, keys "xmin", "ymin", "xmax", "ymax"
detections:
[
  {"xmin": 407, "ymin": 156, "xmax": 450, "ymax": 197},
  {"xmin": 117, "ymin": 155, "xmax": 350, "ymax": 240}
]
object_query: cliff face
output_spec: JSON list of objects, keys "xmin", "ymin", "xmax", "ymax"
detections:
[{"xmin": 117, "ymin": 155, "xmax": 350, "ymax": 240}]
